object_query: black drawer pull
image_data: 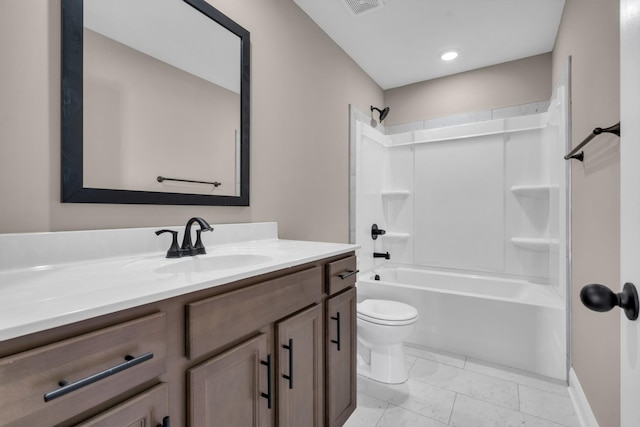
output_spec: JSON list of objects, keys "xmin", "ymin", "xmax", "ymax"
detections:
[
  {"xmin": 282, "ymin": 339, "xmax": 293, "ymax": 389},
  {"xmin": 260, "ymin": 354, "xmax": 273, "ymax": 409},
  {"xmin": 338, "ymin": 270, "xmax": 359, "ymax": 280},
  {"xmin": 331, "ymin": 312, "xmax": 341, "ymax": 351},
  {"xmin": 44, "ymin": 352, "xmax": 154, "ymax": 402},
  {"xmin": 157, "ymin": 416, "xmax": 170, "ymax": 427}
]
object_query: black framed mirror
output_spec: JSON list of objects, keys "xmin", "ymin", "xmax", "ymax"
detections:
[{"xmin": 61, "ymin": 0, "xmax": 250, "ymax": 206}]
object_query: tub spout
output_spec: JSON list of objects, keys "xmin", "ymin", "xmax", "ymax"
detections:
[{"xmin": 373, "ymin": 252, "xmax": 390, "ymax": 260}]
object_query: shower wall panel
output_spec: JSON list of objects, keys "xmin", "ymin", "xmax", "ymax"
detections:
[
  {"xmin": 355, "ymin": 123, "xmax": 391, "ymax": 274},
  {"xmin": 504, "ymin": 128, "xmax": 551, "ymax": 281},
  {"xmin": 382, "ymin": 147, "xmax": 414, "ymax": 265},
  {"xmin": 413, "ymin": 135, "xmax": 505, "ymax": 273},
  {"xmin": 353, "ymin": 97, "xmax": 567, "ymax": 285}
]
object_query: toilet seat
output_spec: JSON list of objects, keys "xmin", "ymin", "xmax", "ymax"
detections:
[{"xmin": 357, "ymin": 299, "xmax": 418, "ymax": 326}]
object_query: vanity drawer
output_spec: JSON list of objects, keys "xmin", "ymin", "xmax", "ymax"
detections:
[
  {"xmin": 186, "ymin": 266, "xmax": 322, "ymax": 359},
  {"xmin": 0, "ymin": 312, "xmax": 167, "ymax": 427},
  {"xmin": 326, "ymin": 255, "xmax": 358, "ymax": 296}
]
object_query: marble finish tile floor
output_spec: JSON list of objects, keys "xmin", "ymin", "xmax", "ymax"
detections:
[{"xmin": 345, "ymin": 345, "xmax": 578, "ymax": 427}]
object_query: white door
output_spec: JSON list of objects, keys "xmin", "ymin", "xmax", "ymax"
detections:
[{"xmin": 620, "ymin": 0, "xmax": 640, "ymax": 424}]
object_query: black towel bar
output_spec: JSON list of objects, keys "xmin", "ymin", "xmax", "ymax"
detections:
[
  {"xmin": 564, "ymin": 122, "xmax": 620, "ymax": 161},
  {"xmin": 157, "ymin": 176, "xmax": 221, "ymax": 187}
]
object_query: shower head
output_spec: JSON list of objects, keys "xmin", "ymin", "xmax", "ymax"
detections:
[{"xmin": 371, "ymin": 106, "xmax": 390, "ymax": 123}]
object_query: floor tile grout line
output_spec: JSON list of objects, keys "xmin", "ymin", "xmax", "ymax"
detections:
[
  {"xmin": 411, "ymin": 354, "xmax": 568, "ymax": 397},
  {"xmin": 519, "ymin": 409, "xmax": 571, "ymax": 427},
  {"xmin": 448, "ymin": 392, "xmax": 459, "ymax": 425},
  {"xmin": 513, "ymin": 380, "xmax": 572, "ymax": 397},
  {"xmin": 463, "ymin": 367, "xmax": 573, "ymax": 398},
  {"xmin": 438, "ymin": 388, "xmax": 521, "ymax": 413},
  {"xmin": 454, "ymin": 392, "xmax": 572, "ymax": 427},
  {"xmin": 371, "ymin": 399, "xmax": 389, "ymax": 427},
  {"xmin": 359, "ymin": 380, "xmax": 573, "ymax": 427},
  {"xmin": 406, "ymin": 344, "xmax": 569, "ymax": 395},
  {"xmin": 406, "ymin": 361, "xmax": 533, "ymax": 413},
  {"xmin": 357, "ymin": 345, "xmax": 576, "ymax": 427},
  {"xmin": 359, "ymin": 375, "xmax": 521, "ymax": 416},
  {"xmin": 378, "ymin": 401, "xmax": 454, "ymax": 426},
  {"xmin": 463, "ymin": 359, "xmax": 570, "ymax": 391}
]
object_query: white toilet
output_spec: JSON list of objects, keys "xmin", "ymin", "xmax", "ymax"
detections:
[{"xmin": 356, "ymin": 299, "xmax": 418, "ymax": 384}]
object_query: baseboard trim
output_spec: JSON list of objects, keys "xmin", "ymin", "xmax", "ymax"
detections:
[{"xmin": 568, "ymin": 368, "xmax": 600, "ymax": 427}]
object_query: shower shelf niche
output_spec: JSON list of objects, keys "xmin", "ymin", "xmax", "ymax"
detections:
[
  {"xmin": 510, "ymin": 184, "xmax": 557, "ymax": 197},
  {"xmin": 510, "ymin": 237, "xmax": 559, "ymax": 251},
  {"xmin": 381, "ymin": 190, "xmax": 410, "ymax": 199},
  {"xmin": 381, "ymin": 232, "xmax": 410, "ymax": 241}
]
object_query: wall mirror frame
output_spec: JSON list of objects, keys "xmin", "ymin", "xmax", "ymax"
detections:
[{"xmin": 61, "ymin": 0, "xmax": 251, "ymax": 206}]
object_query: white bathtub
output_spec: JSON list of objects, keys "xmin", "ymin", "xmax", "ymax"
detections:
[{"xmin": 357, "ymin": 266, "xmax": 567, "ymax": 380}]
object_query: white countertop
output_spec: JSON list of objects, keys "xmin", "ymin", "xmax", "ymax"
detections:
[{"xmin": 0, "ymin": 223, "xmax": 357, "ymax": 341}]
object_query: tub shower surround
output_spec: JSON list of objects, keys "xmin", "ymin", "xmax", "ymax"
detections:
[{"xmin": 351, "ymin": 86, "xmax": 569, "ymax": 380}]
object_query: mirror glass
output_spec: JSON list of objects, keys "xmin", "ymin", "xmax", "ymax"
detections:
[{"xmin": 61, "ymin": 0, "xmax": 250, "ymax": 206}]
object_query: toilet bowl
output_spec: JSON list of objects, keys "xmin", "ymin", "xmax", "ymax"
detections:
[{"xmin": 356, "ymin": 299, "xmax": 418, "ymax": 384}]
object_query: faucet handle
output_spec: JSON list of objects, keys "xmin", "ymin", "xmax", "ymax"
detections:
[
  {"xmin": 193, "ymin": 228, "xmax": 213, "ymax": 255},
  {"xmin": 155, "ymin": 229, "xmax": 182, "ymax": 258},
  {"xmin": 371, "ymin": 224, "xmax": 386, "ymax": 240}
]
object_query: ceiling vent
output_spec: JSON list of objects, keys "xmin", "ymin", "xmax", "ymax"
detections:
[{"xmin": 342, "ymin": 0, "xmax": 384, "ymax": 16}]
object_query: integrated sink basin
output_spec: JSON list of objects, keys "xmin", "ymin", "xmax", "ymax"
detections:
[{"xmin": 154, "ymin": 253, "xmax": 274, "ymax": 274}]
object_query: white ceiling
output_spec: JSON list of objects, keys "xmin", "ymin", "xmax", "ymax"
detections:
[
  {"xmin": 85, "ymin": 0, "xmax": 241, "ymax": 93},
  {"xmin": 293, "ymin": 0, "xmax": 566, "ymax": 90}
]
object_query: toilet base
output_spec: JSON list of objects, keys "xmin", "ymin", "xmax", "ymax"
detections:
[{"xmin": 357, "ymin": 339, "xmax": 409, "ymax": 384}]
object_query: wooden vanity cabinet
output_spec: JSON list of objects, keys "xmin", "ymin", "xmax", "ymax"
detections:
[
  {"xmin": 0, "ymin": 312, "xmax": 168, "ymax": 427},
  {"xmin": 0, "ymin": 252, "xmax": 356, "ymax": 427},
  {"xmin": 75, "ymin": 383, "xmax": 169, "ymax": 427},
  {"xmin": 187, "ymin": 304, "xmax": 324, "ymax": 427},
  {"xmin": 186, "ymin": 267, "xmax": 324, "ymax": 427},
  {"xmin": 325, "ymin": 256, "xmax": 358, "ymax": 427}
]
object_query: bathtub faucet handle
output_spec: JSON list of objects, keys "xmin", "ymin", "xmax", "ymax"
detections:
[
  {"xmin": 373, "ymin": 252, "xmax": 390, "ymax": 260},
  {"xmin": 371, "ymin": 224, "xmax": 386, "ymax": 240}
]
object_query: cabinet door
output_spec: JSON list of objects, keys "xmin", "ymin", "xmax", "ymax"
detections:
[
  {"xmin": 326, "ymin": 287, "xmax": 357, "ymax": 427},
  {"xmin": 276, "ymin": 304, "xmax": 323, "ymax": 427},
  {"xmin": 188, "ymin": 333, "xmax": 272, "ymax": 427},
  {"xmin": 76, "ymin": 383, "xmax": 169, "ymax": 427}
]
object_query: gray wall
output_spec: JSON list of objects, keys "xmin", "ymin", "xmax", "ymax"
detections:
[
  {"xmin": 384, "ymin": 53, "xmax": 552, "ymax": 126},
  {"xmin": 553, "ymin": 1, "xmax": 621, "ymax": 426},
  {"xmin": 0, "ymin": 0, "xmax": 383, "ymax": 242}
]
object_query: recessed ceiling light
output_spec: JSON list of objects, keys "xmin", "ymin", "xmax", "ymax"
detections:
[{"xmin": 440, "ymin": 50, "xmax": 459, "ymax": 61}]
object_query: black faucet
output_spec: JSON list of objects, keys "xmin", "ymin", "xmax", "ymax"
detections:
[
  {"xmin": 373, "ymin": 252, "xmax": 390, "ymax": 260},
  {"xmin": 181, "ymin": 217, "xmax": 214, "ymax": 256},
  {"xmin": 156, "ymin": 217, "xmax": 214, "ymax": 258}
]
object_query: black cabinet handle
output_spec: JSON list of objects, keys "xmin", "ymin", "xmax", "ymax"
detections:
[
  {"xmin": 156, "ymin": 416, "xmax": 170, "ymax": 427},
  {"xmin": 331, "ymin": 312, "xmax": 341, "ymax": 351},
  {"xmin": 44, "ymin": 352, "xmax": 154, "ymax": 402},
  {"xmin": 282, "ymin": 339, "xmax": 293, "ymax": 389},
  {"xmin": 260, "ymin": 354, "xmax": 272, "ymax": 409},
  {"xmin": 338, "ymin": 270, "xmax": 359, "ymax": 280}
]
